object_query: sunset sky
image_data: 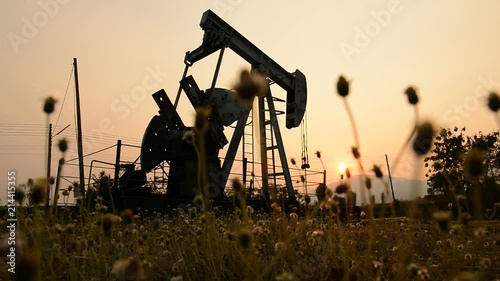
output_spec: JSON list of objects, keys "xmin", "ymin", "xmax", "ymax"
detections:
[{"xmin": 1, "ymin": 1, "xmax": 499, "ymax": 202}]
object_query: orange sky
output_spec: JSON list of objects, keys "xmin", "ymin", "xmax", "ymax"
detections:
[{"xmin": 1, "ymin": 1, "xmax": 499, "ymax": 202}]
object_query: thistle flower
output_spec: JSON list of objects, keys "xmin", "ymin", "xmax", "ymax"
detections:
[
  {"xmin": 233, "ymin": 69, "xmax": 266, "ymax": 106},
  {"xmin": 194, "ymin": 107, "xmax": 211, "ymax": 133},
  {"xmin": 121, "ymin": 209, "xmax": 134, "ymax": 224},
  {"xmin": 15, "ymin": 188, "xmax": 25, "ymax": 204},
  {"xmin": 413, "ymin": 121, "xmax": 434, "ymax": 156},
  {"xmin": 487, "ymin": 92, "xmax": 500, "ymax": 112},
  {"xmin": 372, "ymin": 165, "xmax": 383, "ymax": 178},
  {"xmin": 404, "ymin": 86, "xmax": 419, "ymax": 105},
  {"xmin": 345, "ymin": 168, "xmax": 351, "ymax": 179},
  {"xmin": 99, "ymin": 214, "xmax": 119, "ymax": 237},
  {"xmin": 464, "ymin": 149, "xmax": 486, "ymax": 178},
  {"xmin": 336, "ymin": 75, "xmax": 349, "ymax": 97},
  {"xmin": 57, "ymin": 138, "xmax": 68, "ymax": 153},
  {"xmin": 351, "ymin": 147, "xmax": 360, "ymax": 159},
  {"xmin": 31, "ymin": 178, "xmax": 46, "ymax": 205},
  {"xmin": 182, "ymin": 130, "xmax": 195, "ymax": 144},
  {"xmin": 43, "ymin": 96, "xmax": 57, "ymax": 114},
  {"xmin": 237, "ymin": 228, "xmax": 253, "ymax": 249},
  {"xmin": 111, "ymin": 257, "xmax": 145, "ymax": 281},
  {"xmin": 432, "ymin": 211, "xmax": 451, "ymax": 231},
  {"xmin": 365, "ymin": 177, "xmax": 372, "ymax": 189},
  {"xmin": 335, "ymin": 184, "xmax": 349, "ymax": 194}
]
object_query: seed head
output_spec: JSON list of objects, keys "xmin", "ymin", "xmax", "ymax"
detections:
[
  {"xmin": 233, "ymin": 69, "xmax": 266, "ymax": 106},
  {"xmin": 336, "ymin": 75, "xmax": 350, "ymax": 97},
  {"xmin": 182, "ymin": 130, "xmax": 195, "ymax": 144},
  {"xmin": 372, "ymin": 165, "xmax": 383, "ymax": 178},
  {"xmin": 43, "ymin": 96, "xmax": 57, "ymax": 114},
  {"xmin": 345, "ymin": 168, "xmax": 351, "ymax": 179},
  {"xmin": 487, "ymin": 92, "xmax": 500, "ymax": 112},
  {"xmin": 413, "ymin": 121, "xmax": 434, "ymax": 156},
  {"xmin": 237, "ymin": 228, "xmax": 253, "ymax": 249},
  {"xmin": 121, "ymin": 209, "xmax": 134, "ymax": 224},
  {"xmin": 111, "ymin": 257, "xmax": 145, "ymax": 281},
  {"xmin": 15, "ymin": 188, "xmax": 25, "ymax": 204},
  {"xmin": 315, "ymin": 151, "xmax": 321, "ymax": 158},
  {"xmin": 290, "ymin": 158, "xmax": 296, "ymax": 166},
  {"xmin": 464, "ymin": 149, "xmax": 486, "ymax": 178},
  {"xmin": 57, "ymin": 138, "xmax": 68, "ymax": 153},
  {"xmin": 31, "ymin": 178, "xmax": 46, "ymax": 205},
  {"xmin": 99, "ymin": 214, "xmax": 119, "ymax": 237},
  {"xmin": 335, "ymin": 184, "xmax": 349, "ymax": 194},
  {"xmin": 365, "ymin": 177, "xmax": 372, "ymax": 189},
  {"xmin": 351, "ymin": 147, "xmax": 360, "ymax": 159},
  {"xmin": 194, "ymin": 107, "xmax": 211, "ymax": 133},
  {"xmin": 404, "ymin": 86, "xmax": 419, "ymax": 105},
  {"xmin": 232, "ymin": 178, "xmax": 245, "ymax": 196},
  {"xmin": 432, "ymin": 211, "xmax": 451, "ymax": 232},
  {"xmin": 304, "ymin": 193, "xmax": 311, "ymax": 204}
]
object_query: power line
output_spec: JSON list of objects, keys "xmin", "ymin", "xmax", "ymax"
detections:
[{"xmin": 54, "ymin": 65, "xmax": 74, "ymax": 132}]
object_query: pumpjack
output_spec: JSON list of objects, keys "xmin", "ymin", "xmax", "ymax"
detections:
[{"xmin": 106, "ymin": 10, "xmax": 307, "ymax": 210}]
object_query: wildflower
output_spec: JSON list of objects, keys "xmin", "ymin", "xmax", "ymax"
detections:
[
  {"xmin": 404, "ymin": 86, "xmax": 419, "ymax": 105},
  {"xmin": 456, "ymin": 244, "xmax": 464, "ymax": 251},
  {"xmin": 193, "ymin": 195, "xmax": 204, "ymax": 207},
  {"xmin": 289, "ymin": 213, "xmax": 298, "ymax": 220},
  {"xmin": 43, "ymin": 96, "xmax": 57, "ymax": 114},
  {"xmin": 274, "ymin": 241, "xmax": 284, "ymax": 252},
  {"xmin": 194, "ymin": 107, "xmax": 211, "ymax": 133},
  {"xmin": 233, "ymin": 69, "xmax": 266, "ymax": 106},
  {"xmin": 121, "ymin": 209, "xmax": 134, "ymax": 224},
  {"xmin": 413, "ymin": 121, "xmax": 434, "ymax": 156},
  {"xmin": 474, "ymin": 226, "xmax": 488, "ymax": 236},
  {"xmin": 372, "ymin": 165, "xmax": 383, "ymax": 178},
  {"xmin": 336, "ymin": 75, "xmax": 350, "ymax": 97},
  {"xmin": 15, "ymin": 188, "xmax": 25, "ymax": 204},
  {"xmin": 99, "ymin": 214, "xmax": 119, "ymax": 237},
  {"xmin": 62, "ymin": 190, "xmax": 69, "ymax": 196},
  {"xmin": 311, "ymin": 230, "xmax": 324, "ymax": 238},
  {"xmin": 432, "ymin": 211, "xmax": 451, "ymax": 231},
  {"xmin": 487, "ymin": 92, "xmax": 500, "ymax": 112},
  {"xmin": 464, "ymin": 149, "xmax": 486, "ymax": 178},
  {"xmin": 232, "ymin": 178, "xmax": 245, "ymax": 196},
  {"xmin": 463, "ymin": 253, "xmax": 472, "ymax": 260},
  {"xmin": 304, "ymin": 193, "xmax": 311, "ymax": 204},
  {"xmin": 31, "ymin": 178, "xmax": 46, "ymax": 205},
  {"xmin": 479, "ymin": 258, "xmax": 491, "ymax": 269},
  {"xmin": 247, "ymin": 205, "xmax": 254, "ymax": 215},
  {"xmin": 335, "ymin": 184, "xmax": 348, "ymax": 194},
  {"xmin": 351, "ymin": 147, "xmax": 360, "ymax": 159},
  {"xmin": 365, "ymin": 177, "xmax": 372, "ymax": 189},
  {"xmin": 182, "ymin": 130, "xmax": 195, "ymax": 144},
  {"xmin": 406, "ymin": 263, "xmax": 419, "ymax": 277},
  {"xmin": 57, "ymin": 138, "xmax": 68, "ymax": 153},
  {"xmin": 171, "ymin": 276, "xmax": 183, "ymax": 281},
  {"xmin": 276, "ymin": 271, "xmax": 296, "ymax": 281},
  {"xmin": 237, "ymin": 228, "xmax": 253, "ymax": 249},
  {"xmin": 111, "ymin": 257, "xmax": 145, "ymax": 281}
]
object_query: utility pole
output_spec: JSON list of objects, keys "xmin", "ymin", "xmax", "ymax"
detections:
[
  {"xmin": 74, "ymin": 58, "xmax": 86, "ymax": 199},
  {"xmin": 45, "ymin": 123, "xmax": 52, "ymax": 208}
]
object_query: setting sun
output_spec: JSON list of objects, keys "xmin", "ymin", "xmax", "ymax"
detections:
[{"xmin": 338, "ymin": 162, "xmax": 348, "ymax": 174}]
